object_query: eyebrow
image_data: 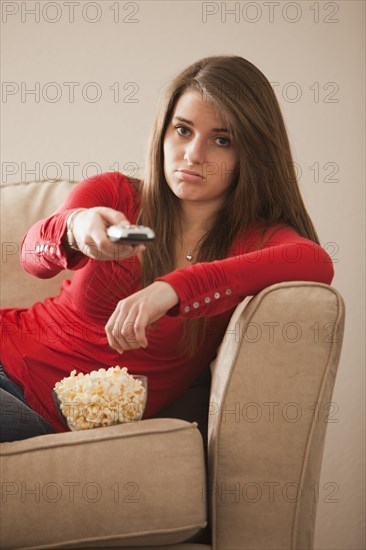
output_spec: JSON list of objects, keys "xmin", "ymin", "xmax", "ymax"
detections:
[{"xmin": 173, "ymin": 116, "xmax": 230, "ymax": 133}]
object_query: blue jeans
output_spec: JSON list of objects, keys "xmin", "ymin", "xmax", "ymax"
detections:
[{"xmin": 0, "ymin": 364, "xmax": 56, "ymax": 442}]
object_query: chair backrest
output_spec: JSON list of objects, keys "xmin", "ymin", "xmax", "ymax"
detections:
[
  {"xmin": 1, "ymin": 179, "xmax": 76, "ymax": 308},
  {"xmin": 208, "ymin": 281, "xmax": 345, "ymax": 550}
]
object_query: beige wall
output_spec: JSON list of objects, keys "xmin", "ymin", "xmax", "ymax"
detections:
[{"xmin": 1, "ymin": 1, "xmax": 365, "ymax": 548}]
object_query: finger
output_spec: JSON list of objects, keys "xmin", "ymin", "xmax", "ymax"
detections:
[
  {"xmin": 97, "ymin": 207, "xmax": 130, "ymax": 227},
  {"xmin": 106, "ymin": 243, "xmax": 145, "ymax": 262},
  {"xmin": 133, "ymin": 243, "xmax": 146, "ymax": 254},
  {"xmin": 105, "ymin": 311, "xmax": 125, "ymax": 354},
  {"xmin": 95, "ymin": 237, "xmax": 135, "ymax": 261},
  {"xmin": 105, "ymin": 300, "xmax": 141, "ymax": 353},
  {"xmin": 116, "ymin": 243, "xmax": 142, "ymax": 257},
  {"xmin": 134, "ymin": 311, "xmax": 149, "ymax": 348},
  {"xmin": 85, "ymin": 229, "xmax": 136, "ymax": 261},
  {"xmin": 120, "ymin": 320, "xmax": 140, "ymax": 349},
  {"xmin": 82, "ymin": 238, "xmax": 103, "ymax": 259},
  {"xmin": 127, "ymin": 313, "xmax": 149, "ymax": 349},
  {"xmin": 112, "ymin": 308, "xmax": 147, "ymax": 351},
  {"xmin": 106, "ymin": 324, "xmax": 124, "ymax": 353}
]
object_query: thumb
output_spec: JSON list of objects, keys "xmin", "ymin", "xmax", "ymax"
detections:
[{"xmin": 97, "ymin": 207, "xmax": 130, "ymax": 226}]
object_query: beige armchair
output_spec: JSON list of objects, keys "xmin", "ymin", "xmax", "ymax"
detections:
[{"xmin": 0, "ymin": 179, "xmax": 345, "ymax": 550}]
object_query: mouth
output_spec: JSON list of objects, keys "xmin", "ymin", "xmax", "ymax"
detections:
[{"xmin": 176, "ymin": 169, "xmax": 203, "ymax": 178}]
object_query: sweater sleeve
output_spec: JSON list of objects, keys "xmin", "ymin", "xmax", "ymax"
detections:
[
  {"xmin": 155, "ymin": 227, "xmax": 335, "ymax": 318},
  {"xmin": 20, "ymin": 172, "xmax": 137, "ymax": 279}
]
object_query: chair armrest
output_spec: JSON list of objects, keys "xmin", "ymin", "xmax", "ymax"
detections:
[{"xmin": 208, "ymin": 281, "xmax": 345, "ymax": 550}]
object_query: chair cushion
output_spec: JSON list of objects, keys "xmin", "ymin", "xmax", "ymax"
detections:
[{"xmin": 0, "ymin": 418, "xmax": 207, "ymax": 549}]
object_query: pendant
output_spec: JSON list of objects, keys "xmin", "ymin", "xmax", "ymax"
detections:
[{"xmin": 186, "ymin": 253, "xmax": 193, "ymax": 261}]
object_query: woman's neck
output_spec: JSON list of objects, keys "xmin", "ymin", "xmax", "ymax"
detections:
[{"xmin": 178, "ymin": 201, "xmax": 220, "ymax": 237}]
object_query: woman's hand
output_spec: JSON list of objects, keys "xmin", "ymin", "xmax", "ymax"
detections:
[
  {"xmin": 68, "ymin": 206, "xmax": 145, "ymax": 261},
  {"xmin": 105, "ymin": 282, "xmax": 180, "ymax": 353}
]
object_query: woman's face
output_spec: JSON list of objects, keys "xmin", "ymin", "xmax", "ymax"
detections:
[{"xmin": 163, "ymin": 90, "xmax": 239, "ymax": 209}]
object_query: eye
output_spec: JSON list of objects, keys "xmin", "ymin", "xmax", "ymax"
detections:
[
  {"xmin": 215, "ymin": 136, "xmax": 231, "ymax": 147},
  {"xmin": 175, "ymin": 125, "xmax": 191, "ymax": 136}
]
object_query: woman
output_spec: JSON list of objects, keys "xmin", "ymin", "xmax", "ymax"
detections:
[{"xmin": 0, "ymin": 55, "xmax": 334, "ymax": 442}]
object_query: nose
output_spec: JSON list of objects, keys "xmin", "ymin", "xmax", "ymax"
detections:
[{"xmin": 184, "ymin": 136, "xmax": 206, "ymax": 166}]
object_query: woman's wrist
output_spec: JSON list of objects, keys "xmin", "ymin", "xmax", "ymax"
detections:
[
  {"xmin": 153, "ymin": 281, "xmax": 180, "ymax": 309},
  {"xmin": 66, "ymin": 208, "xmax": 87, "ymax": 251}
]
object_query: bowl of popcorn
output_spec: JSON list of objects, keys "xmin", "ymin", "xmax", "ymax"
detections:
[{"xmin": 53, "ymin": 366, "xmax": 147, "ymax": 431}]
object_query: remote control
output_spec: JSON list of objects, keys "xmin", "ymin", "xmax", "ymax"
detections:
[{"xmin": 107, "ymin": 224, "xmax": 155, "ymax": 243}]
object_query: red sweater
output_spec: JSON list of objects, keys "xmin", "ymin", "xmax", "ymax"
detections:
[{"xmin": 0, "ymin": 172, "xmax": 334, "ymax": 432}]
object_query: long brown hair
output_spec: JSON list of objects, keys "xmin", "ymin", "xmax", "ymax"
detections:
[{"xmin": 135, "ymin": 55, "xmax": 320, "ymax": 357}]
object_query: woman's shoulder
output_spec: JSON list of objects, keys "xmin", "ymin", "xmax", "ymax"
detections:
[
  {"xmin": 84, "ymin": 171, "xmax": 143, "ymax": 215},
  {"xmin": 86, "ymin": 171, "xmax": 143, "ymax": 193}
]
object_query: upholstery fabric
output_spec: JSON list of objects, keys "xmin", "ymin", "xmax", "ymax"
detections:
[
  {"xmin": 208, "ymin": 282, "xmax": 345, "ymax": 550},
  {"xmin": 0, "ymin": 419, "xmax": 207, "ymax": 549},
  {"xmin": 0, "ymin": 179, "xmax": 76, "ymax": 308}
]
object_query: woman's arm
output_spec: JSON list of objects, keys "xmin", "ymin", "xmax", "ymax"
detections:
[
  {"xmin": 20, "ymin": 209, "xmax": 89, "ymax": 279},
  {"xmin": 20, "ymin": 172, "xmax": 142, "ymax": 279},
  {"xmin": 155, "ymin": 227, "xmax": 335, "ymax": 318},
  {"xmin": 105, "ymin": 226, "xmax": 335, "ymax": 353}
]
